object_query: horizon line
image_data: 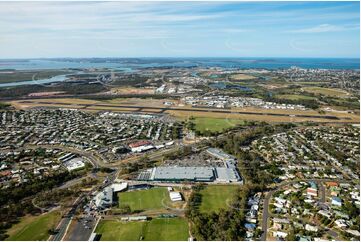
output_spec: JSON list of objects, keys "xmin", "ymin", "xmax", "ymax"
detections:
[{"xmin": 0, "ymin": 56, "xmax": 360, "ymax": 60}]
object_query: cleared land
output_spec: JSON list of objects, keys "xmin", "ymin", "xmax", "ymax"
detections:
[
  {"xmin": 95, "ymin": 218, "xmax": 189, "ymax": 241},
  {"xmin": 110, "ymin": 87, "xmax": 155, "ymax": 95},
  {"xmin": 5, "ymin": 210, "xmax": 62, "ymax": 241},
  {"xmin": 303, "ymin": 87, "xmax": 350, "ymax": 98},
  {"xmin": 199, "ymin": 185, "xmax": 239, "ymax": 213},
  {"xmin": 118, "ymin": 187, "xmax": 171, "ymax": 212},
  {"xmin": 192, "ymin": 117, "xmax": 245, "ymax": 132}
]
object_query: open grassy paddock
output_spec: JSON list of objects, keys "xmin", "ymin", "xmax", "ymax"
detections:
[
  {"xmin": 192, "ymin": 117, "xmax": 245, "ymax": 133},
  {"xmin": 276, "ymin": 94, "xmax": 317, "ymax": 101},
  {"xmin": 303, "ymin": 87, "xmax": 350, "ymax": 98},
  {"xmin": 118, "ymin": 187, "xmax": 171, "ymax": 212},
  {"xmin": 5, "ymin": 210, "xmax": 62, "ymax": 241},
  {"xmin": 199, "ymin": 185, "xmax": 239, "ymax": 213},
  {"xmin": 95, "ymin": 218, "xmax": 189, "ymax": 241}
]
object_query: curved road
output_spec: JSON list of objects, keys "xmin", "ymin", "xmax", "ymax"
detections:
[{"xmin": 260, "ymin": 178, "xmax": 350, "ymax": 241}]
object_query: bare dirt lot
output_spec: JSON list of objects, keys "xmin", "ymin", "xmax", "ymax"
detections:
[{"xmin": 110, "ymin": 86, "xmax": 155, "ymax": 95}]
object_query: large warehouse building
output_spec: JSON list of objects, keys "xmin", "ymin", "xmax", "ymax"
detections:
[
  {"xmin": 138, "ymin": 166, "xmax": 241, "ymax": 183},
  {"xmin": 137, "ymin": 148, "xmax": 242, "ymax": 183},
  {"xmin": 151, "ymin": 166, "xmax": 215, "ymax": 182}
]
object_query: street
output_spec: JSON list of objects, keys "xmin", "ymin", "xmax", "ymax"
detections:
[{"xmin": 260, "ymin": 178, "xmax": 350, "ymax": 241}]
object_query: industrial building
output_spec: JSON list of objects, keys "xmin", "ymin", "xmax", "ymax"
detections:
[
  {"xmin": 215, "ymin": 167, "xmax": 240, "ymax": 182},
  {"xmin": 64, "ymin": 157, "xmax": 85, "ymax": 171},
  {"xmin": 128, "ymin": 140, "xmax": 154, "ymax": 153},
  {"xmin": 207, "ymin": 148, "xmax": 235, "ymax": 160},
  {"xmin": 138, "ymin": 166, "xmax": 241, "ymax": 183},
  {"xmin": 136, "ymin": 148, "xmax": 242, "ymax": 183},
  {"xmin": 152, "ymin": 166, "xmax": 215, "ymax": 182}
]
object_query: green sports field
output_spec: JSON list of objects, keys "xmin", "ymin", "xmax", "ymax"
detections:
[
  {"xmin": 199, "ymin": 185, "xmax": 239, "ymax": 213},
  {"xmin": 5, "ymin": 210, "xmax": 62, "ymax": 241},
  {"xmin": 118, "ymin": 187, "xmax": 171, "ymax": 212},
  {"xmin": 193, "ymin": 117, "xmax": 244, "ymax": 133},
  {"xmin": 95, "ymin": 218, "xmax": 189, "ymax": 241}
]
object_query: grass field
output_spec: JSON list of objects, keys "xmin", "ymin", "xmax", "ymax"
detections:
[
  {"xmin": 95, "ymin": 218, "xmax": 189, "ymax": 241},
  {"xmin": 199, "ymin": 185, "xmax": 239, "ymax": 213},
  {"xmin": 143, "ymin": 218, "xmax": 189, "ymax": 241},
  {"xmin": 118, "ymin": 187, "xmax": 170, "ymax": 212},
  {"xmin": 192, "ymin": 117, "xmax": 245, "ymax": 133},
  {"xmin": 95, "ymin": 220, "xmax": 144, "ymax": 241},
  {"xmin": 168, "ymin": 109, "xmax": 359, "ymax": 123},
  {"xmin": 303, "ymin": 87, "xmax": 349, "ymax": 98},
  {"xmin": 229, "ymin": 73, "xmax": 256, "ymax": 80},
  {"xmin": 5, "ymin": 210, "xmax": 62, "ymax": 241},
  {"xmin": 276, "ymin": 94, "xmax": 317, "ymax": 101}
]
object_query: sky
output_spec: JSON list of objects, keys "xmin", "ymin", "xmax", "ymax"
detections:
[{"xmin": 0, "ymin": 1, "xmax": 359, "ymax": 58}]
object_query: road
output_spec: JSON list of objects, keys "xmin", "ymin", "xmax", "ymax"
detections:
[
  {"xmin": 62, "ymin": 169, "xmax": 119, "ymax": 241},
  {"xmin": 65, "ymin": 215, "xmax": 97, "ymax": 241},
  {"xmin": 2, "ymin": 144, "xmax": 106, "ymax": 168},
  {"xmin": 25, "ymin": 144, "xmax": 105, "ymax": 168},
  {"xmin": 25, "ymin": 142, "xmax": 183, "ymax": 169},
  {"xmin": 260, "ymin": 178, "xmax": 349, "ymax": 241},
  {"xmin": 319, "ymin": 182, "xmax": 326, "ymax": 203},
  {"xmin": 50, "ymin": 196, "xmax": 85, "ymax": 241},
  {"xmin": 19, "ymin": 100, "xmax": 346, "ymax": 120}
]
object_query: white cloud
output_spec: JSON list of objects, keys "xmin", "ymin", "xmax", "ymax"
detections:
[
  {"xmin": 222, "ymin": 28, "xmax": 251, "ymax": 33},
  {"xmin": 288, "ymin": 24, "xmax": 359, "ymax": 33}
]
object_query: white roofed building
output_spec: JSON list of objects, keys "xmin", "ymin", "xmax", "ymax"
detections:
[{"xmin": 169, "ymin": 191, "xmax": 182, "ymax": 202}]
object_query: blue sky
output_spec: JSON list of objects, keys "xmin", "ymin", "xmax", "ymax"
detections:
[{"xmin": 0, "ymin": 1, "xmax": 359, "ymax": 58}]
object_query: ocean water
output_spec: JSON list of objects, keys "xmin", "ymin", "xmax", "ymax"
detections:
[
  {"xmin": 0, "ymin": 74, "xmax": 68, "ymax": 88},
  {"xmin": 0, "ymin": 58, "xmax": 358, "ymax": 87},
  {"xmin": 0, "ymin": 57, "xmax": 359, "ymax": 70}
]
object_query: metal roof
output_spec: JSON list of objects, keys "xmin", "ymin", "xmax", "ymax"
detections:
[
  {"xmin": 152, "ymin": 166, "xmax": 215, "ymax": 181},
  {"xmin": 215, "ymin": 167, "xmax": 240, "ymax": 181}
]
